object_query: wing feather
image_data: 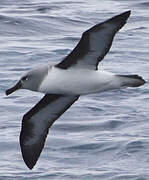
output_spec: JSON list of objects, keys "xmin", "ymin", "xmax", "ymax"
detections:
[
  {"xmin": 20, "ymin": 94, "xmax": 79, "ymax": 169},
  {"xmin": 56, "ymin": 11, "xmax": 131, "ymax": 70}
]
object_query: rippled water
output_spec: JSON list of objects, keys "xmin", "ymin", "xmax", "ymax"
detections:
[{"xmin": 0, "ymin": 0, "xmax": 149, "ymax": 179}]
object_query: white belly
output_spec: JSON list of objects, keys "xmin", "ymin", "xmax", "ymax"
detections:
[{"xmin": 38, "ymin": 66, "xmax": 120, "ymax": 95}]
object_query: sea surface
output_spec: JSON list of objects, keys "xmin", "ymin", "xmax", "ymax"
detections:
[{"xmin": 0, "ymin": 0, "xmax": 149, "ymax": 179}]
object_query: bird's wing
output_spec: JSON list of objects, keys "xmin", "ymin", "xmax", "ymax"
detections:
[
  {"xmin": 20, "ymin": 94, "xmax": 79, "ymax": 169},
  {"xmin": 56, "ymin": 11, "xmax": 131, "ymax": 70}
]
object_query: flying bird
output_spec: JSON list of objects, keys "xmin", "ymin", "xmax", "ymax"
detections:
[{"xmin": 6, "ymin": 10, "xmax": 145, "ymax": 169}]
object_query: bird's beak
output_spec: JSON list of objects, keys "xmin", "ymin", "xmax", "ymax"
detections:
[{"xmin": 5, "ymin": 80, "xmax": 22, "ymax": 96}]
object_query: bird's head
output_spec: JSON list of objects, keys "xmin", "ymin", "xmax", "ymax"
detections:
[{"xmin": 5, "ymin": 66, "xmax": 49, "ymax": 96}]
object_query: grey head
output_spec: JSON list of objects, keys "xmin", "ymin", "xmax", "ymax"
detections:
[{"xmin": 6, "ymin": 65, "xmax": 49, "ymax": 96}]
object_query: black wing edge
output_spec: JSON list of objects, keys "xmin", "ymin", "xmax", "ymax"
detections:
[{"xmin": 55, "ymin": 10, "xmax": 131, "ymax": 70}]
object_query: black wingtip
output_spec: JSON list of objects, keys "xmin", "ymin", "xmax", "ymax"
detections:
[
  {"xmin": 120, "ymin": 10, "xmax": 131, "ymax": 19},
  {"xmin": 20, "ymin": 148, "xmax": 35, "ymax": 170},
  {"xmin": 21, "ymin": 148, "xmax": 36, "ymax": 170},
  {"xmin": 26, "ymin": 163, "xmax": 34, "ymax": 170},
  {"xmin": 106, "ymin": 10, "xmax": 131, "ymax": 31},
  {"xmin": 110, "ymin": 10, "xmax": 131, "ymax": 23},
  {"xmin": 20, "ymin": 132, "xmax": 40, "ymax": 170},
  {"xmin": 122, "ymin": 10, "xmax": 131, "ymax": 15}
]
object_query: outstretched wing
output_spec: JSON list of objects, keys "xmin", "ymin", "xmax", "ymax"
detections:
[
  {"xmin": 20, "ymin": 94, "xmax": 79, "ymax": 169},
  {"xmin": 56, "ymin": 11, "xmax": 131, "ymax": 70}
]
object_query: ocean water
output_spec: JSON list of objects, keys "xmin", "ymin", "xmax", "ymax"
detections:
[{"xmin": 0, "ymin": 0, "xmax": 149, "ymax": 179}]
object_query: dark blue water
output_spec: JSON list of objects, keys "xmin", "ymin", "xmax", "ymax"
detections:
[{"xmin": 0, "ymin": 0, "xmax": 149, "ymax": 179}]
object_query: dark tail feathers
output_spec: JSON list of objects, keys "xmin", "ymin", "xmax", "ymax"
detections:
[{"xmin": 117, "ymin": 74, "xmax": 146, "ymax": 87}]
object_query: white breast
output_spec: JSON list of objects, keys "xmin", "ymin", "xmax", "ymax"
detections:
[{"xmin": 38, "ymin": 66, "xmax": 120, "ymax": 95}]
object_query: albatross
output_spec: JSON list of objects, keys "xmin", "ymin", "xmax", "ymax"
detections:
[{"xmin": 5, "ymin": 10, "xmax": 145, "ymax": 169}]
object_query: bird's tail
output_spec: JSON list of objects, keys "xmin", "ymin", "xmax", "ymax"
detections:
[{"xmin": 116, "ymin": 74, "xmax": 146, "ymax": 88}]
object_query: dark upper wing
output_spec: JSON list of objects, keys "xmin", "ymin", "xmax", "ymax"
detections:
[
  {"xmin": 20, "ymin": 94, "xmax": 79, "ymax": 169},
  {"xmin": 56, "ymin": 11, "xmax": 131, "ymax": 70}
]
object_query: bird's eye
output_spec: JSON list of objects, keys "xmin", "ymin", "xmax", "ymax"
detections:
[{"xmin": 22, "ymin": 76, "xmax": 29, "ymax": 81}]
